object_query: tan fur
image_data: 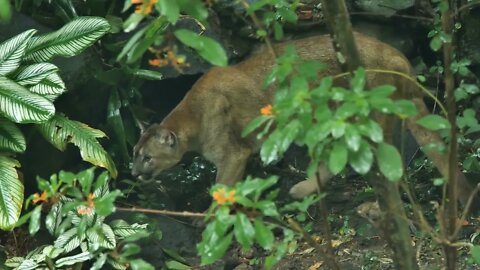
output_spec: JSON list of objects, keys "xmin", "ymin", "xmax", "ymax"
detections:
[{"xmin": 132, "ymin": 33, "xmax": 475, "ymax": 206}]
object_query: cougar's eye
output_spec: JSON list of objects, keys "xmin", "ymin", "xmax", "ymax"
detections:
[{"xmin": 143, "ymin": 155, "xmax": 152, "ymax": 163}]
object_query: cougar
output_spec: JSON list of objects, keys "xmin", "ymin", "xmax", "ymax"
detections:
[{"xmin": 132, "ymin": 32, "xmax": 476, "ymax": 206}]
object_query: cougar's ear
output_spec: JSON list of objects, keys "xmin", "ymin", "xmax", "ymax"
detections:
[
  {"xmin": 138, "ymin": 120, "xmax": 149, "ymax": 134},
  {"xmin": 155, "ymin": 128, "xmax": 177, "ymax": 147}
]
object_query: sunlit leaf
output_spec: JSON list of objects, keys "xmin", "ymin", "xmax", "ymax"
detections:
[
  {"xmin": 377, "ymin": 143, "xmax": 403, "ymax": 182},
  {"xmin": 174, "ymin": 29, "xmax": 227, "ymax": 66},
  {"xmin": 0, "ymin": 155, "xmax": 23, "ymax": 230},
  {"xmin": 0, "ymin": 29, "xmax": 36, "ymax": 75},
  {"xmin": 328, "ymin": 142, "xmax": 348, "ymax": 175},
  {"xmin": 416, "ymin": 114, "xmax": 451, "ymax": 130}
]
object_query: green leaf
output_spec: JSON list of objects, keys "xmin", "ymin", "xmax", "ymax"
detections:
[
  {"xmin": 0, "ymin": 155, "xmax": 23, "ymax": 230},
  {"xmin": 234, "ymin": 213, "xmax": 255, "ymax": 249},
  {"xmin": 0, "ymin": 119, "xmax": 26, "ymax": 152},
  {"xmin": 54, "ymin": 227, "xmax": 84, "ymax": 253},
  {"xmin": 328, "ymin": 142, "xmax": 348, "ymax": 175},
  {"xmin": 199, "ymin": 232, "xmax": 233, "ymax": 265},
  {"xmin": 174, "ymin": 29, "xmax": 227, "ymax": 66},
  {"xmin": 377, "ymin": 143, "xmax": 403, "ymax": 182},
  {"xmin": 351, "ymin": 67, "xmax": 366, "ymax": 93},
  {"xmin": 358, "ymin": 120, "xmax": 383, "ymax": 143},
  {"xmin": 0, "ymin": 0, "xmax": 11, "ymax": 22},
  {"xmin": 158, "ymin": 0, "xmax": 180, "ymax": 23},
  {"xmin": 165, "ymin": 260, "xmax": 192, "ymax": 270},
  {"xmin": 55, "ymin": 252, "xmax": 92, "ymax": 267},
  {"xmin": 254, "ymin": 218, "xmax": 273, "ymax": 250},
  {"xmin": 117, "ymin": 25, "xmax": 148, "ymax": 61},
  {"xmin": 345, "ymin": 125, "xmax": 361, "ymax": 151},
  {"xmin": 111, "ymin": 219, "xmax": 148, "ymax": 239},
  {"xmin": 24, "ymin": 17, "xmax": 110, "ymax": 62},
  {"xmin": 349, "ymin": 140, "xmax": 373, "ymax": 174},
  {"xmin": 0, "ymin": 29, "xmax": 36, "ymax": 75},
  {"xmin": 368, "ymin": 85, "xmax": 396, "ymax": 98},
  {"xmin": 94, "ymin": 190, "xmax": 122, "ymax": 216},
  {"xmin": 28, "ymin": 205, "xmax": 42, "ymax": 235},
  {"xmin": 416, "ymin": 114, "xmax": 451, "ymax": 130},
  {"xmin": 37, "ymin": 114, "xmax": 117, "ymax": 177},
  {"xmin": 13, "ymin": 63, "xmax": 58, "ymax": 86},
  {"xmin": 394, "ymin": 100, "xmax": 417, "ymax": 119},
  {"xmin": 130, "ymin": 259, "xmax": 155, "ymax": 270},
  {"xmin": 133, "ymin": 69, "xmax": 164, "ymax": 80},
  {"xmin": 471, "ymin": 245, "xmax": 480, "ymax": 264},
  {"xmin": 242, "ymin": 115, "xmax": 270, "ymax": 137},
  {"xmin": 87, "ymin": 224, "xmax": 116, "ymax": 249},
  {"xmin": 430, "ymin": 36, "xmax": 442, "ymax": 51},
  {"xmin": 46, "ymin": 203, "xmax": 62, "ymax": 236},
  {"xmin": 27, "ymin": 72, "xmax": 66, "ymax": 101},
  {"xmin": 0, "ymin": 76, "xmax": 55, "ymax": 123}
]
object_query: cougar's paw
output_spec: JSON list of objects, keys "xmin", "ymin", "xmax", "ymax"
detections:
[{"xmin": 289, "ymin": 179, "xmax": 318, "ymax": 199}]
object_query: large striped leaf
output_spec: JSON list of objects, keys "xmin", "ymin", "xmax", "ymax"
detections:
[
  {"xmin": 28, "ymin": 72, "xmax": 66, "ymax": 101},
  {"xmin": 0, "ymin": 118, "xmax": 26, "ymax": 152},
  {"xmin": 0, "ymin": 155, "xmax": 23, "ymax": 230},
  {"xmin": 37, "ymin": 114, "xmax": 118, "ymax": 178},
  {"xmin": 54, "ymin": 227, "xmax": 84, "ymax": 253},
  {"xmin": 0, "ymin": 29, "xmax": 36, "ymax": 76},
  {"xmin": 24, "ymin": 17, "xmax": 111, "ymax": 62},
  {"xmin": 13, "ymin": 63, "xmax": 58, "ymax": 86},
  {"xmin": 0, "ymin": 76, "xmax": 55, "ymax": 123}
]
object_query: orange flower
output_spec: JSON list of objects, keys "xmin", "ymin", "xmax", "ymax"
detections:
[
  {"xmin": 77, "ymin": 193, "xmax": 95, "ymax": 216},
  {"xmin": 77, "ymin": 205, "xmax": 94, "ymax": 216},
  {"xmin": 260, "ymin": 104, "xmax": 273, "ymax": 116},
  {"xmin": 133, "ymin": 0, "xmax": 158, "ymax": 15},
  {"xmin": 32, "ymin": 191, "xmax": 48, "ymax": 204},
  {"xmin": 212, "ymin": 188, "xmax": 236, "ymax": 205},
  {"xmin": 149, "ymin": 58, "xmax": 161, "ymax": 66}
]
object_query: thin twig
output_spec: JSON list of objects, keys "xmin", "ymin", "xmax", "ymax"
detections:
[
  {"xmin": 116, "ymin": 207, "xmax": 207, "ymax": 217},
  {"xmin": 451, "ymin": 183, "xmax": 480, "ymax": 239}
]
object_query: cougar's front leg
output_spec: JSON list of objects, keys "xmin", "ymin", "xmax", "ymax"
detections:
[
  {"xmin": 289, "ymin": 163, "xmax": 332, "ymax": 199},
  {"xmin": 407, "ymin": 97, "xmax": 477, "ymax": 209},
  {"xmin": 215, "ymin": 147, "xmax": 251, "ymax": 186}
]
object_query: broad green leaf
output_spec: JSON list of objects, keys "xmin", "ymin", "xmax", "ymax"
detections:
[
  {"xmin": 394, "ymin": 100, "xmax": 417, "ymax": 119},
  {"xmin": 46, "ymin": 203, "xmax": 63, "ymax": 236},
  {"xmin": 254, "ymin": 218, "xmax": 273, "ymax": 250},
  {"xmin": 358, "ymin": 120, "xmax": 383, "ymax": 143},
  {"xmin": 87, "ymin": 224, "xmax": 116, "ymax": 249},
  {"xmin": 430, "ymin": 36, "xmax": 442, "ymax": 51},
  {"xmin": 0, "ymin": 0, "xmax": 11, "ymax": 22},
  {"xmin": 165, "ymin": 260, "xmax": 192, "ymax": 270},
  {"xmin": 28, "ymin": 205, "xmax": 42, "ymax": 235},
  {"xmin": 176, "ymin": 0, "xmax": 208, "ymax": 21},
  {"xmin": 349, "ymin": 140, "xmax": 373, "ymax": 174},
  {"xmin": 242, "ymin": 115, "xmax": 270, "ymax": 137},
  {"xmin": 133, "ymin": 69, "xmax": 164, "ymax": 80},
  {"xmin": 120, "ymin": 243, "xmax": 141, "ymax": 257},
  {"xmin": 158, "ymin": 0, "xmax": 180, "ymax": 23},
  {"xmin": 0, "ymin": 29, "xmax": 36, "ymax": 75},
  {"xmin": 107, "ymin": 258, "xmax": 128, "ymax": 270},
  {"xmin": 55, "ymin": 252, "xmax": 91, "ymax": 267},
  {"xmin": 345, "ymin": 125, "xmax": 361, "ymax": 151},
  {"xmin": 111, "ymin": 219, "xmax": 148, "ymax": 239},
  {"xmin": 351, "ymin": 67, "xmax": 366, "ymax": 93},
  {"xmin": 368, "ymin": 85, "xmax": 396, "ymax": 98},
  {"xmin": 54, "ymin": 227, "xmax": 84, "ymax": 253},
  {"xmin": 328, "ymin": 142, "xmax": 348, "ymax": 175},
  {"xmin": 130, "ymin": 259, "xmax": 155, "ymax": 270},
  {"xmin": 416, "ymin": 114, "xmax": 451, "ymax": 130},
  {"xmin": 16, "ymin": 259, "xmax": 38, "ymax": 270},
  {"xmin": 5, "ymin": 256, "xmax": 24, "ymax": 267},
  {"xmin": 200, "ymin": 232, "xmax": 233, "ymax": 265},
  {"xmin": 24, "ymin": 17, "xmax": 110, "ymax": 62},
  {"xmin": 0, "ymin": 119, "xmax": 26, "ymax": 152},
  {"xmin": 28, "ymin": 72, "xmax": 66, "ymax": 101},
  {"xmin": 91, "ymin": 253, "xmax": 108, "ymax": 270},
  {"xmin": 107, "ymin": 89, "xmax": 129, "ymax": 163},
  {"xmin": 471, "ymin": 245, "xmax": 480, "ymax": 264},
  {"xmin": 0, "ymin": 76, "xmax": 55, "ymax": 123},
  {"xmin": 174, "ymin": 29, "xmax": 227, "ymax": 66},
  {"xmin": 234, "ymin": 213, "xmax": 255, "ymax": 249},
  {"xmin": 13, "ymin": 63, "xmax": 58, "ymax": 86},
  {"xmin": 260, "ymin": 131, "xmax": 281, "ymax": 164},
  {"xmin": 0, "ymin": 155, "xmax": 23, "ymax": 230},
  {"xmin": 37, "ymin": 114, "xmax": 117, "ymax": 177},
  {"xmin": 94, "ymin": 189, "xmax": 122, "ymax": 216},
  {"xmin": 377, "ymin": 143, "xmax": 403, "ymax": 182}
]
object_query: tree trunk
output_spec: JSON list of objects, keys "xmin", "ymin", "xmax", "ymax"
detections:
[{"xmin": 320, "ymin": 1, "xmax": 419, "ymax": 269}]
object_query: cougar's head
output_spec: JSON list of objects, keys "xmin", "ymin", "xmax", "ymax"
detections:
[{"xmin": 132, "ymin": 125, "xmax": 182, "ymax": 180}]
